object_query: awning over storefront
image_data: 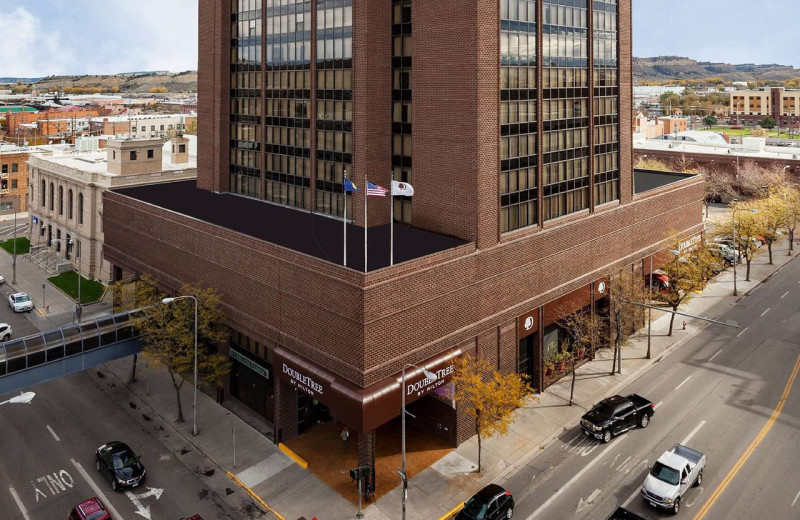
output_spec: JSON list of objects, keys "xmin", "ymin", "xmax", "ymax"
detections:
[{"xmin": 274, "ymin": 346, "xmax": 462, "ymax": 433}]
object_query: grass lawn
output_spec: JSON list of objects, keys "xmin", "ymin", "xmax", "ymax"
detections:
[
  {"xmin": 701, "ymin": 126, "xmax": 800, "ymax": 139},
  {"xmin": 0, "ymin": 237, "xmax": 30, "ymax": 255},
  {"xmin": 47, "ymin": 272, "xmax": 105, "ymax": 304}
]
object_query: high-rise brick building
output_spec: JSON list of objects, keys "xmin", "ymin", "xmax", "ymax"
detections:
[{"xmin": 103, "ymin": 0, "xmax": 703, "ymax": 489}]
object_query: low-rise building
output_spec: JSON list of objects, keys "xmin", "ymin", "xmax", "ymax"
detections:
[
  {"xmin": 0, "ymin": 142, "xmax": 32, "ymax": 215},
  {"xmin": 28, "ymin": 136, "xmax": 196, "ymax": 282},
  {"xmin": 731, "ymin": 87, "xmax": 800, "ymax": 128}
]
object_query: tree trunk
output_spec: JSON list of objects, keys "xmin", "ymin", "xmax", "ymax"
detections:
[
  {"xmin": 129, "ymin": 354, "xmax": 138, "ymax": 384},
  {"xmin": 668, "ymin": 306, "xmax": 677, "ymax": 336},
  {"xmin": 476, "ymin": 416, "xmax": 482, "ymax": 473},
  {"xmin": 170, "ymin": 371, "xmax": 185, "ymax": 423},
  {"xmin": 767, "ymin": 242, "xmax": 773, "ymax": 265},
  {"xmin": 790, "ymin": 229, "xmax": 795, "ymax": 252},
  {"xmin": 746, "ymin": 259, "xmax": 752, "ymax": 281},
  {"xmin": 569, "ymin": 356, "xmax": 576, "ymax": 406}
]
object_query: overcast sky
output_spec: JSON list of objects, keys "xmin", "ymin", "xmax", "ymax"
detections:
[
  {"xmin": 1, "ymin": 1, "xmax": 798, "ymax": 77},
  {"xmin": 0, "ymin": 0, "xmax": 198, "ymax": 77}
]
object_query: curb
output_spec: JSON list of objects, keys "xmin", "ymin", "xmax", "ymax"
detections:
[
  {"xmin": 278, "ymin": 443, "xmax": 308, "ymax": 469},
  {"xmin": 437, "ymin": 500, "xmax": 466, "ymax": 520},
  {"xmin": 227, "ymin": 471, "xmax": 287, "ymax": 520}
]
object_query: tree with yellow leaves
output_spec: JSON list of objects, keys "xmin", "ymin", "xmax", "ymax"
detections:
[
  {"xmin": 451, "ymin": 354, "xmax": 532, "ymax": 472},
  {"xmin": 754, "ymin": 194, "xmax": 788, "ymax": 265},
  {"xmin": 713, "ymin": 201, "xmax": 761, "ymax": 281},
  {"xmin": 774, "ymin": 185, "xmax": 800, "ymax": 254}
]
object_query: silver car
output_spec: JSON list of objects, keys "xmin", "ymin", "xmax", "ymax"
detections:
[{"xmin": 8, "ymin": 293, "xmax": 33, "ymax": 313}]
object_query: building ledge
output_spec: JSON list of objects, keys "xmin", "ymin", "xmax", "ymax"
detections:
[{"xmin": 634, "ymin": 169, "xmax": 698, "ymax": 195}]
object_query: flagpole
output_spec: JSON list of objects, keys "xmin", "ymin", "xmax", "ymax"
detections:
[
  {"xmin": 343, "ymin": 169, "xmax": 347, "ymax": 267},
  {"xmin": 390, "ymin": 170, "xmax": 394, "ymax": 266},
  {"xmin": 364, "ymin": 173, "xmax": 368, "ymax": 273}
]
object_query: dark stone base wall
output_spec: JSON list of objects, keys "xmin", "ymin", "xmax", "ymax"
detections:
[
  {"xmin": 275, "ymin": 379, "xmax": 298, "ymax": 444},
  {"xmin": 407, "ymin": 395, "xmax": 459, "ymax": 446},
  {"xmin": 357, "ymin": 430, "xmax": 376, "ymax": 496}
]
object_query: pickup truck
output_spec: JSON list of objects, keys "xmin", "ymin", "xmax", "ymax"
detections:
[
  {"xmin": 580, "ymin": 394, "xmax": 655, "ymax": 443},
  {"xmin": 641, "ymin": 444, "xmax": 706, "ymax": 515}
]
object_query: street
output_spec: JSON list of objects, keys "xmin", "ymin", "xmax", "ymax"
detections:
[
  {"xmin": 0, "ymin": 371, "xmax": 240, "ymax": 520},
  {"xmin": 503, "ymin": 252, "xmax": 800, "ymax": 519}
]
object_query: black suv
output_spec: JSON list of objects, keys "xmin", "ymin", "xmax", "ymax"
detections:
[
  {"xmin": 456, "ymin": 484, "xmax": 515, "ymax": 520},
  {"xmin": 95, "ymin": 441, "xmax": 146, "ymax": 491}
]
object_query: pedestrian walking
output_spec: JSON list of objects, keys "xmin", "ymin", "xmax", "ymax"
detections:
[
  {"xmin": 341, "ymin": 426, "xmax": 350, "ymax": 450},
  {"xmin": 682, "ymin": 320, "xmax": 686, "ymax": 330}
]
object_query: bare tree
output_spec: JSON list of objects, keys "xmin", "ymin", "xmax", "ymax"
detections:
[{"xmin": 701, "ymin": 167, "xmax": 734, "ymax": 218}]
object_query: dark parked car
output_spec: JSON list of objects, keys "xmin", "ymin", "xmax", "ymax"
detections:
[
  {"xmin": 580, "ymin": 394, "xmax": 655, "ymax": 443},
  {"xmin": 606, "ymin": 506, "xmax": 647, "ymax": 520},
  {"xmin": 95, "ymin": 441, "xmax": 145, "ymax": 491},
  {"xmin": 456, "ymin": 484, "xmax": 515, "ymax": 520},
  {"xmin": 68, "ymin": 497, "xmax": 112, "ymax": 520}
]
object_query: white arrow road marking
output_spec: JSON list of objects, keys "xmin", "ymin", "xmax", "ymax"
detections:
[
  {"xmin": 576, "ymin": 489, "xmax": 602, "ymax": 514},
  {"xmin": 126, "ymin": 486, "xmax": 165, "ymax": 519},
  {"xmin": 9, "ymin": 486, "xmax": 31, "ymax": 520},
  {"xmin": 682, "ymin": 420, "xmax": 706, "ymax": 445},
  {"xmin": 526, "ymin": 436, "xmax": 627, "ymax": 519},
  {"xmin": 71, "ymin": 458, "xmax": 125, "ymax": 520},
  {"xmin": 617, "ymin": 456, "xmax": 632, "ymax": 472},
  {"xmin": 792, "ymin": 488, "xmax": 800, "ymax": 507},
  {"xmin": 46, "ymin": 425, "xmax": 60, "ymax": 442}
]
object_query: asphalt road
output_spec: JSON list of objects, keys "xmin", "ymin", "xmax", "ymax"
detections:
[
  {"xmin": 504, "ymin": 254, "xmax": 800, "ymax": 520},
  {"xmin": 0, "ymin": 371, "xmax": 240, "ymax": 520}
]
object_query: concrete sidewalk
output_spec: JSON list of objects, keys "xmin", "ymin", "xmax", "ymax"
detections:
[
  {"xmin": 92, "ymin": 238, "xmax": 796, "ymax": 520},
  {"xmin": 0, "ymin": 245, "xmax": 113, "ymax": 330}
]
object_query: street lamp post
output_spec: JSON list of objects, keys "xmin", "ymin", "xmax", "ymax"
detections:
[
  {"xmin": 0, "ymin": 391, "xmax": 35, "ymax": 406},
  {"xmin": 12, "ymin": 209, "xmax": 17, "ymax": 284},
  {"xmin": 162, "ymin": 295, "xmax": 199, "ymax": 436},
  {"xmin": 400, "ymin": 363, "xmax": 438, "ymax": 520},
  {"xmin": 732, "ymin": 207, "xmax": 759, "ymax": 296}
]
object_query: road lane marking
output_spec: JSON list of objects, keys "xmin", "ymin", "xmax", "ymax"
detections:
[
  {"xmin": 737, "ymin": 326, "xmax": 749, "ymax": 337},
  {"xmin": 761, "ymin": 308, "xmax": 771, "ymax": 316},
  {"xmin": 576, "ymin": 489, "xmax": 602, "ymax": 514},
  {"xmin": 709, "ymin": 349, "xmax": 723, "ymax": 362},
  {"xmin": 617, "ymin": 456, "xmax": 632, "ymax": 472},
  {"xmin": 9, "ymin": 486, "xmax": 31, "ymax": 520},
  {"xmin": 526, "ymin": 436, "xmax": 627, "ymax": 519},
  {"xmin": 46, "ymin": 424, "xmax": 60, "ymax": 442},
  {"xmin": 675, "ymin": 376, "xmax": 692, "ymax": 391},
  {"xmin": 654, "ymin": 401, "xmax": 663, "ymax": 409},
  {"xmin": 71, "ymin": 458, "xmax": 125, "ymax": 520},
  {"xmin": 682, "ymin": 421, "xmax": 706, "ymax": 445},
  {"xmin": 692, "ymin": 354, "xmax": 800, "ymax": 520},
  {"xmin": 792, "ymin": 488, "xmax": 800, "ymax": 507},
  {"xmin": 781, "ymin": 291, "xmax": 790, "ymax": 299}
]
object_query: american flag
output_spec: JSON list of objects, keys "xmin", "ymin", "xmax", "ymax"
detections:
[{"xmin": 366, "ymin": 181, "xmax": 388, "ymax": 197}]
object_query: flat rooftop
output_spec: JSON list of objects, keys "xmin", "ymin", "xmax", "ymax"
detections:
[
  {"xmin": 634, "ymin": 169, "xmax": 697, "ymax": 194},
  {"xmin": 112, "ymin": 181, "xmax": 468, "ymax": 273}
]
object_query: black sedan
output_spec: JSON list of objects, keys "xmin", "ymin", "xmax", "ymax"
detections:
[
  {"xmin": 95, "ymin": 441, "xmax": 146, "ymax": 491},
  {"xmin": 456, "ymin": 484, "xmax": 515, "ymax": 520}
]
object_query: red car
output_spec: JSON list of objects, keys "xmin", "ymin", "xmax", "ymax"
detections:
[
  {"xmin": 68, "ymin": 497, "xmax": 112, "ymax": 520},
  {"xmin": 180, "ymin": 517, "xmax": 204, "ymax": 520}
]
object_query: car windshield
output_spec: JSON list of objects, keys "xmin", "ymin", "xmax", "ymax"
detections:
[
  {"xmin": 462, "ymin": 497, "xmax": 488, "ymax": 519},
  {"xmin": 590, "ymin": 403, "xmax": 614, "ymax": 418},
  {"xmin": 16, "ymin": 295, "xmax": 30, "ymax": 303},
  {"xmin": 112, "ymin": 451, "xmax": 138, "ymax": 469},
  {"xmin": 87, "ymin": 511, "xmax": 108, "ymax": 520},
  {"xmin": 650, "ymin": 462, "xmax": 680, "ymax": 486}
]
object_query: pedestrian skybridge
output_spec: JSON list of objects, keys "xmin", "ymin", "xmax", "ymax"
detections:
[{"xmin": 0, "ymin": 308, "xmax": 151, "ymax": 396}]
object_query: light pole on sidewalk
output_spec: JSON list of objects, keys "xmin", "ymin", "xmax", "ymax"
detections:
[
  {"xmin": 647, "ymin": 255, "xmax": 653, "ymax": 359},
  {"xmin": 162, "ymin": 295, "xmax": 199, "ymax": 436},
  {"xmin": 400, "ymin": 363, "xmax": 438, "ymax": 520},
  {"xmin": 12, "ymin": 209, "xmax": 17, "ymax": 284},
  {"xmin": 732, "ymin": 207, "xmax": 758, "ymax": 296}
]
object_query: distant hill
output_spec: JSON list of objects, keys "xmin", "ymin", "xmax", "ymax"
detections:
[
  {"xmin": 4, "ymin": 71, "xmax": 197, "ymax": 94},
  {"xmin": 634, "ymin": 56, "xmax": 800, "ymax": 83}
]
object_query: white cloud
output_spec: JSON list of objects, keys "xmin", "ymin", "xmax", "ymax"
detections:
[
  {"xmin": 0, "ymin": 6, "xmax": 74, "ymax": 77},
  {"xmin": 0, "ymin": 1, "xmax": 198, "ymax": 77}
]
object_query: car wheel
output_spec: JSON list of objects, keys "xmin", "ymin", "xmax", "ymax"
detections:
[
  {"xmin": 672, "ymin": 498, "xmax": 680, "ymax": 515},
  {"xmin": 2, "ymin": 334, "xmax": 9, "ymax": 341},
  {"xmin": 506, "ymin": 507, "xmax": 513, "ymax": 519},
  {"xmin": 695, "ymin": 470, "xmax": 702, "ymax": 487},
  {"xmin": 602, "ymin": 430, "xmax": 612, "ymax": 443},
  {"xmin": 640, "ymin": 414, "xmax": 650, "ymax": 428},
  {"xmin": 112, "ymin": 479, "xmax": 119, "ymax": 492}
]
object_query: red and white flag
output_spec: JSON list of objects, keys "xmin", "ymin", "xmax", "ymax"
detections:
[{"xmin": 366, "ymin": 181, "xmax": 388, "ymax": 197}]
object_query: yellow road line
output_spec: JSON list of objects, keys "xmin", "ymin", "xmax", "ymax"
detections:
[
  {"xmin": 278, "ymin": 442, "xmax": 308, "ymax": 469},
  {"xmin": 226, "ymin": 471, "xmax": 287, "ymax": 520},
  {"xmin": 438, "ymin": 500, "xmax": 466, "ymax": 520},
  {"xmin": 692, "ymin": 353, "xmax": 800, "ymax": 520}
]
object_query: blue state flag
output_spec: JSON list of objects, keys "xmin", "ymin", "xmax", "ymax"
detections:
[{"xmin": 344, "ymin": 178, "xmax": 359, "ymax": 192}]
